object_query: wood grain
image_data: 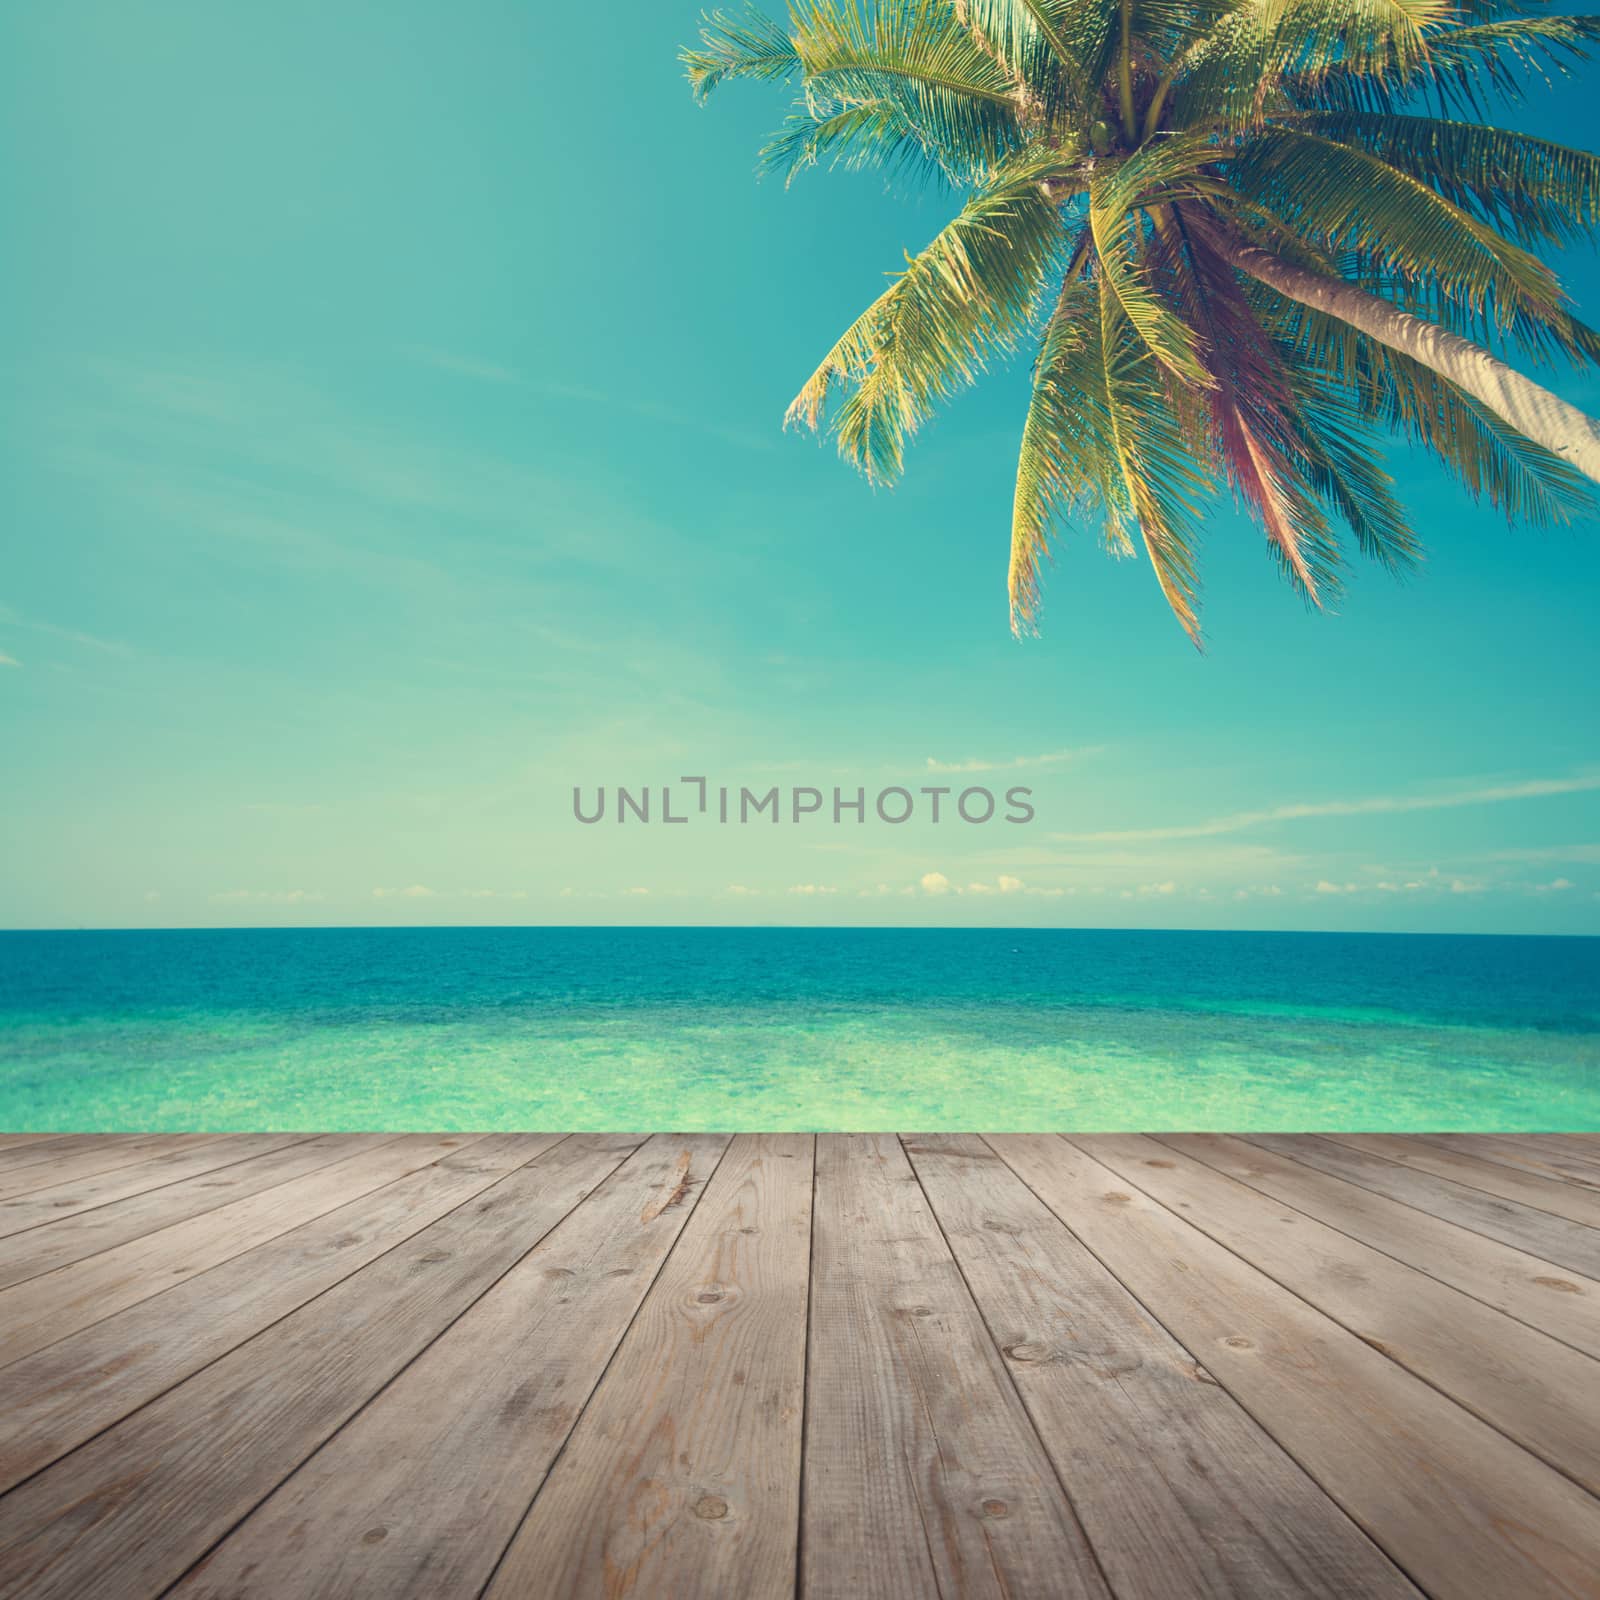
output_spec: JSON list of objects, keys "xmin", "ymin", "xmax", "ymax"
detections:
[
  {"xmin": 0, "ymin": 1134, "xmax": 559, "ymax": 1496},
  {"xmin": 1246, "ymin": 1132, "xmax": 1600, "ymax": 1282},
  {"xmin": 0, "ymin": 1135, "xmax": 213, "ymax": 1202},
  {"xmin": 486, "ymin": 1132, "xmax": 811, "ymax": 1600},
  {"xmin": 0, "ymin": 1133, "xmax": 482, "ymax": 1368},
  {"xmin": 0, "ymin": 1132, "xmax": 374, "ymax": 1289},
  {"xmin": 1165, "ymin": 1134, "xmax": 1600, "ymax": 1359},
  {"xmin": 0, "ymin": 1134, "xmax": 647, "ymax": 1600},
  {"xmin": 802, "ymin": 1133, "xmax": 1109, "ymax": 1600},
  {"xmin": 174, "ymin": 1134, "xmax": 729, "ymax": 1600},
  {"xmin": 1321, "ymin": 1133, "xmax": 1600, "ymax": 1230},
  {"xmin": 1425, "ymin": 1135, "xmax": 1600, "ymax": 1192},
  {"xmin": 0, "ymin": 1133, "xmax": 308, "ymax": 1242},
  {"xmin": 906, "ymin": 1133, "xmax": 1416, "ymax": 1600},
  {"xmin": 1083, "ymin": 1133, "xmax": 1600, "ymax": 1495},
  {"xmin": 993, "ymin": 1134, "xmax": 1600, "ymax": 1600}
]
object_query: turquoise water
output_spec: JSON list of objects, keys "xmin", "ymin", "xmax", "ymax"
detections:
[{"xmin": 0, "ymin": 928, "xmax": 1595, "ymax": 1129}]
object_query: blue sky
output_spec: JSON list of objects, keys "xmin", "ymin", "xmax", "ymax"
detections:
[{"xmin": 3, "ymin": 0, "xmax": 1598, "ymax": 934}]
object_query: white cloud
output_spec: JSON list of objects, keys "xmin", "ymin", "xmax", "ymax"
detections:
[
  {"xmin": 0, "ymin": 651, "xmax": 19, "ymax": 668},
  {"xmin": 726, "ymin": 884, "xmax": 759, "ymax": 896},
  {"xmin": 788, "ymin": 883, "xmax": 837, "ymax": 895},
  {"xmin": 919, "ymin": 871, "xmax": 952, "ymax": 895},
  {"xmin": 212, "ymin": 889, "xmax": 323, "ymax": 904},
  {"xmin": 624, "ymin": 886, "xmax": 650, "ymax": 896},
  {"xmin": 998, "ymin": 875, "xmax": 1023, "ymax": 894},
  {"xmin": 1533, "ymin": 877, "xmax": 1574, "ymax": 893},
  {"xmin": 966, "ymin": 882, "xmax": 995, "ymax": 895},
  {"xmin": 372, "ymin": 885, "xmax": 437, "ymax": 899},
  {"xmin": 926, "ymin": 748, "xmax": 1090, "ymax": 774},
  {"xmin": 1056, "ymin": 772, "xmax": 1600, "ymax": 845}
]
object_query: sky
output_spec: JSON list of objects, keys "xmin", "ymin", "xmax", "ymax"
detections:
[{"xmin": 2, "ymin": 0, "xmax": 1598, "ymax": 935}]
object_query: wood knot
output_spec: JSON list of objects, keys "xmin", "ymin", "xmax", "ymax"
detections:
[
  {"xmin": 1533, "ymin": 1277, "xmax": 1580, "ymax": 1294},
  {"xmin": 361, "ymin": 1527, "xmax": 387, "ymax": 1546},
  {"xmin": 1223, "ymin": 1336, "xmax": 1253, "ymax": 1350},
  {"xmin": 692, "ymin": 1496, "xmax": 729, "ymax": 1521},
  {"xmin": 979, "ymin": 1499, "xmax": 1010, "ymax": 1519},
  {"xmin": 417, "ymin": 1249, "xmax": 452, "ymax": 1265},
  {"xmin": 1003, "ymin": 1342, "xmax": 1050, "ymax": 1364},
  {"xmin": 1143, "ymin": 1159, "xmax": 1175, "ymax": 1169},
  {"xmin": 1103, "ymin": 1192, "xmax": 1132, "ymax": 1204},
  {"xmin": 696, "ymin": 1289, "xmax": 725, "ymax": 1304}
]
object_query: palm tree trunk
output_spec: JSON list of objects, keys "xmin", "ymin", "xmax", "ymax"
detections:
[{"xmin": 1217, "ymin": 237, "xmax": 1600, "ymax": 485}]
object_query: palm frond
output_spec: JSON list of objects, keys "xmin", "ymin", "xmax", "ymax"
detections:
[
  {"xmin": 1295, "ymin": 113, "xmax": 1600, "ymax": 248},
  {"xmin": 1171, "ymin": 0, "xmax": 1453, "ymax": 131},
  {"xmin": 790, "ymin": 0, "xmax": 1024, "ymax": 170},
  {"xmin": 1262, "ymin": 293, "xmax": 1598, "ymax": 526},
  {"xmin": 1230, "ymin": 128, "xmax": 1566, "ymax": 325},
  {"xmin": 1087, "ymin": 137, "xmax": 1219, "ymax": 384},
  {"xmin": 683, "ymin": 5, "xmax": 801, "ymax": 99},
  {"xmin": 1091, "ymin": 273, "xmax": 1216, "ymax": 645},
  {"xmin": 789, "ymin": 147, "xmax": 1068, "ymax": 482},
  {"xmin": 762, "ymin": 101, "xmax": 958, "ymax": 186}
]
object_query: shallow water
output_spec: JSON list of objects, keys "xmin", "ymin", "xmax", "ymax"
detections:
[{"xmin": 0, "ymin": 927, "xmax": 1595, "ymax": 1128}]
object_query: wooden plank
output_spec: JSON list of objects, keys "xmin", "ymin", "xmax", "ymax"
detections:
[
  {"xmin": 1322, "ymin": 1134, "xmax": 1600, "ymax": 1230},
  {"xmin": 1247, "ymin": 1133, "xmax": 1600, "ymax": 1281},
  {"xmin": 0, "ymin": 1134, "xmax": 648, "ymax": 1600},
  {"xmin": 1082, "ymin": 1134, "xmax": 1600, "ymax": 1497},
  {"xmin": 801, "ymin": 1133, "xmax": 1109, "ymax": 1600},
  {"xmin": 904, "ymin": 1134, "xmax": 1416, "ymax": 1600},
  {"xmin": 0, "ymin": 1133, "xmax": 408, "ymax": 1292},
  {"xmin": 483, "ymin": 1133, "xmax": 810, "ymax": 1600},
  {"xmin": 0, "ymin": 1132, "xmax": 310, "ymax": 1243},
  {"xmin": 1426, "ymin": 1135, "xmax": 1600, "ymax": 1192},
  {"xmin": 1510, "ymin": 1135, "xmax": 1600, "ymax": 1172},
  {"xmin": 0, "ymin": 1134, "xmax": 133, "ymax": 1174},
  {"xmin": 992, "ymin": 1134, "xmax": 1600, "ymax": 1600},
  {"xmin": 0, "ymin": 1136, "xmax": 69, "ymax": 1155},
  {"xmin": 1164, "ymin": 1135, "xmax": 1600, "ymax": 1360},
  {"xmin": 175, "ymin": 1134, "xmax": 732, "ymax": 1600},
  {"xmin": 0, "ymin": 1134, "xmax": 559, "ymax": 1496},
  {"xmin": 0, "ymin": 1134, "xmax": 483, "ymax": 1367},
  {"xmin": 0, "ymin": 1132, "xmax": 211, "ymax": 1196}
]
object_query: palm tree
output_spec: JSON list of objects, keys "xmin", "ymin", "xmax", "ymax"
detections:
[{"xmin": 683, "ymin": 1, "xmax": 1600, "ymax": 643}]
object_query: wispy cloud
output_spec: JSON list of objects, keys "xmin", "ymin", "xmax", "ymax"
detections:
[
  {"xmin": 211, "ymin": 889, "xmax": 323, "ymax": 904},
  {"xmin": 0, "ymin": 652, "xmax": 18, "ymax": 668},
  {"xmin": 1055, "ymin": 773, "xmax": 1600, "ymax": 844},
  {"xmin": 926, "ymin": 748, "xmax": 1091, "ymax": 774},
  {"xmin": 401, "ymin": 346, "xmax": 775, "ymax": 452},
  {"xmin": 372, "ymin": 885, "xmax": 437, "ymax": 900},
  {"xmin": 0, "ymin": 606, "xmax": 132, "ymax": 658}
]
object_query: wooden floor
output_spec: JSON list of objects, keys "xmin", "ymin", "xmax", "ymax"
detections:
[{"xmin": 0, "ymin": 1134, "xmax": 1596, "ymax": 1598}]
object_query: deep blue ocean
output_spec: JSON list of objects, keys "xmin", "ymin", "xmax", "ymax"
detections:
[{"xmin": 0, "ymin": 927, "xmax": 1595, "ymax": 1128}]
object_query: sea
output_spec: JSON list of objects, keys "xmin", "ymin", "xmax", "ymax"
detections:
[{"xmin": 0, "ymin": 927, "xmax": 1595, "ymax": 1129}]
